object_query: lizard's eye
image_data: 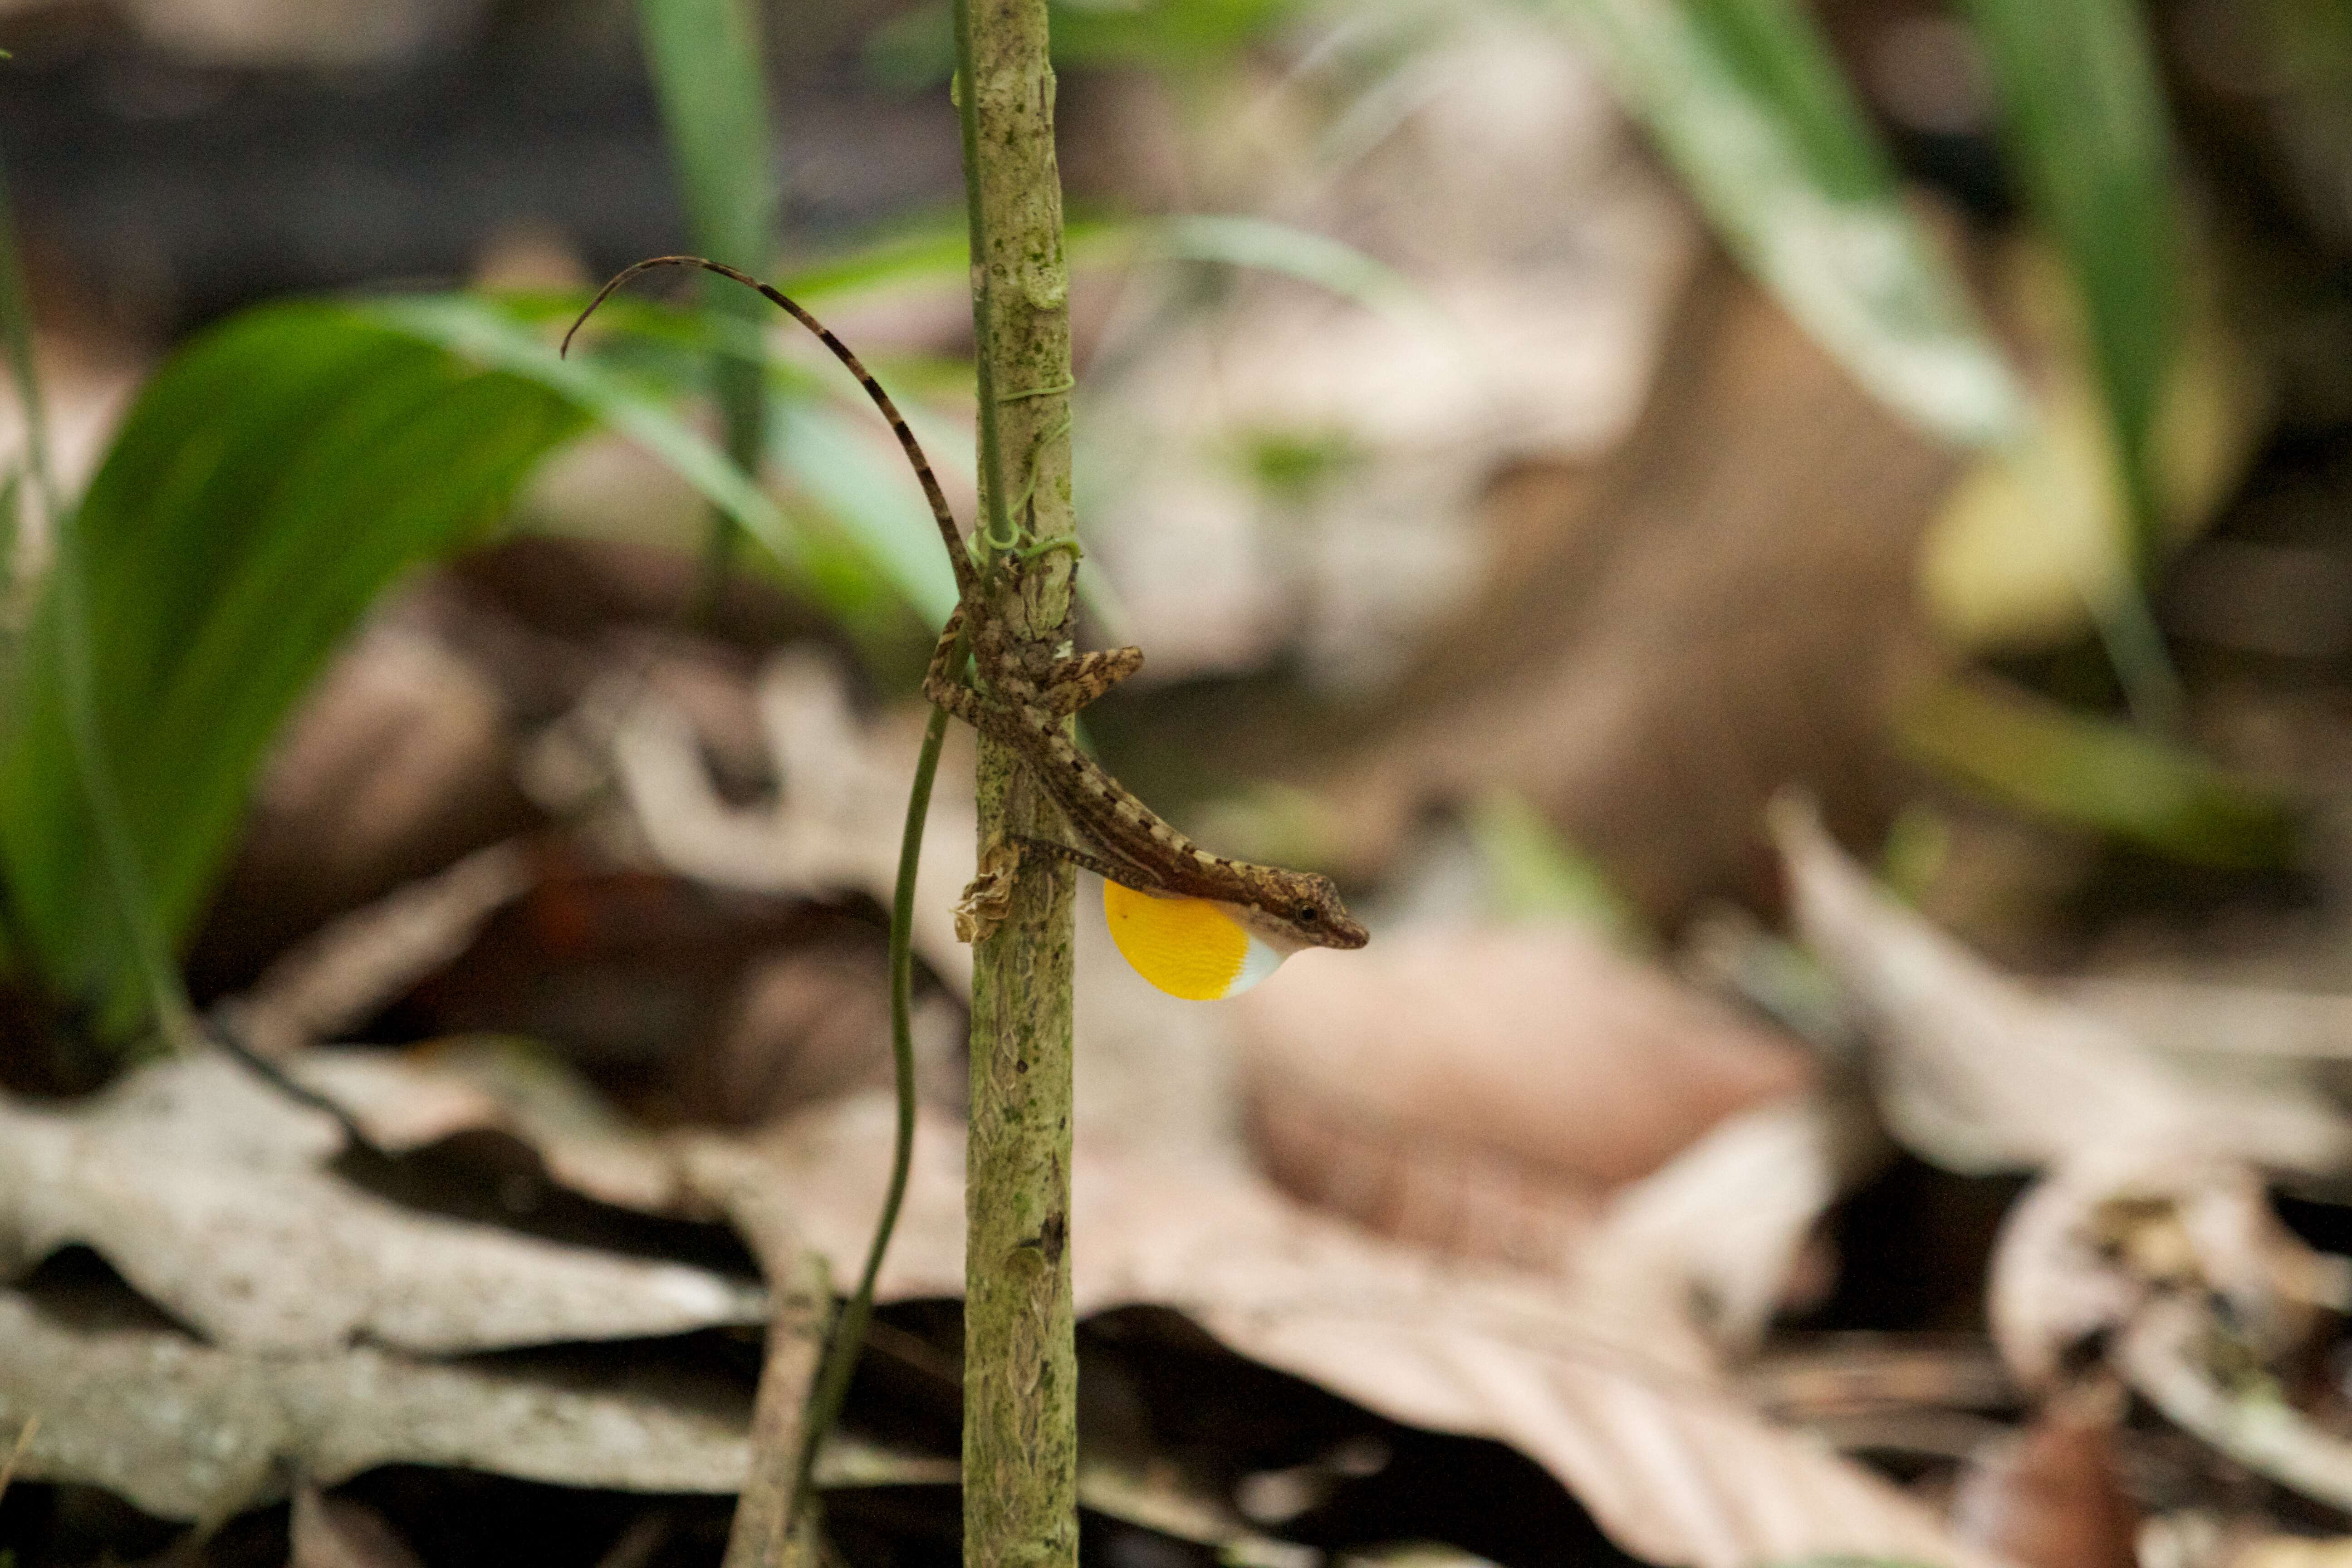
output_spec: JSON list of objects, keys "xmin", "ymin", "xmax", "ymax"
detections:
[{"xmin": 1294, "ymin": 905, "xmax": 1318, "ymax": 923}]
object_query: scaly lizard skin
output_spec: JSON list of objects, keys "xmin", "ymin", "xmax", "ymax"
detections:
[
  {"xmin": 568, "ymin": 257, "xmax": 1368, "ymax": 957},
  {"xmin": 920, "ymin": 603, "xmax": 1367, "ymax": 952}
]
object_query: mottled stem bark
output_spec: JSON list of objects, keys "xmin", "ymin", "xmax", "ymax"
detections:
[{"xmin": 953, "ymin": 0, "xmax": 1080, "ymax": 1564}]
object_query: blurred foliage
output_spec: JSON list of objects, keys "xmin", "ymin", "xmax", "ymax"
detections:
[
  {"xmin": 636, "ymin": 0, "xmax": 777, "ymax": 603},
  {"xmin": 0, "ymin": 304, "xmax": 584, "ymax": 1038},
  {"xmin": 1962, "ymin": 0, "xmax": 2176, "ymax": 573},
  {"xmin": 0, "ymin": 0, "xmax": 2317, "ymax": 1044},
  {"xmin": 1545, "ymin": 0, "xmax": 2273, "ymax": 851},
  {"xmin": 1895, "ymin": 680, "xmax": 2296, "ymax": 871},
  {"xmin": 864, "ymin": 0, "xmax": 1301, "ymax": 87},
  {"xmin": 1547, "ymin": 0, "xmax": 2023, "ymax": 446},
  {"xmin": 0, "ymin": 172, "xmax": 1403, "ymax": 1045},
  {"xmin": 1467, "ymin": 787, "xmax": 1651, "ymax": 948}
]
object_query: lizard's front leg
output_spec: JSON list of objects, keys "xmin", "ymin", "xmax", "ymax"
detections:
[
  {"xmin": 1035, "ymin": 645, "xmax": 1143, "ymax": 718},
  {"xmin": 921, "ymin": 606, "xmax": 988, "ymax": 724}
]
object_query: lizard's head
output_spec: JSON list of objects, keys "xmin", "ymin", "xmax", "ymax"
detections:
[
  {"xmin": 1240, "ymin": 870, "xmax": 1370, "ymax": 954},
  {"xmin": 1102, "ymin": 871, "xmax": 1367, "ymax": 1001}
]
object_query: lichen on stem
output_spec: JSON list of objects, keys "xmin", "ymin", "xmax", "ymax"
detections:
[{"xmin": 951, "ymin": 0, "xmax": 1081, "ymax": 1563}]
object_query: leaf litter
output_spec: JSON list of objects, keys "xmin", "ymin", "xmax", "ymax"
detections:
[
  {"xmin": 0, "ymin": 1052, "xmax": 766, "ymax": 1354},
  {"xmin": 1774, "ymin": 792, "xmax": 2352, "ymax": 1536}
]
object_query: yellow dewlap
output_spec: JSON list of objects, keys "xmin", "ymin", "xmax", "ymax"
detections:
[{"xmin": 1103, "ymin": 881, "xmax": 1284, "ymax": 1000}]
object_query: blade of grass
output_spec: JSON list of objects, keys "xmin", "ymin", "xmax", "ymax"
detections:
[
  {"xmin": 1896, "ymin": 676, "xmax": 2294, "ymax": 869},
  {"xmin": 1138, "ymin": 214, "xmax": 1421, "ymax": 318},
  {"xmin": 1543, "ymin": 0, "xmax": 2024, "ymax": 446},
  {"xmin": 0, "ymin": 157, "xmax": 196, "ymax": 1048},
  {"xmin": 774, "ymin": 399, "xmax": 961, "ymax": 627},
  {"xmin": 637, "ymin": 0, "xmax": 779, "ymax": 615},
  {"xmin": 1961, "ymin": 0, "xmax": 2182, "ymax": 730},
  {"xmin": 1961, "ymin": 0, "xmax": 2175, "ymax": 576}
]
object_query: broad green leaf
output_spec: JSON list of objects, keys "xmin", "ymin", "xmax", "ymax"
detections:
[
  {"xmin": 383, "ymin": 294, "xmax": 962, "ymax": 628},
  {"xmin": 0, "ymin": 154, "xmax": 193, "ymax": 1040},
  {"xmin": 366, "ymin": 294, "xmax": 812, "ymax": 577},
  {"xmin": 1896, "ymin": 677, "xmax": 2294, "ymax": 869},
  {"xmin": 0, "ymin": 304, "xmax": 586, "ymax": 1031},
  {"xmin": 1961, "ymin": 0, "xmax": 2176, "ymax": 572},
  {"xmin": 1544, "ymin": 0, "xmax": 2023, "ymax": 445}
]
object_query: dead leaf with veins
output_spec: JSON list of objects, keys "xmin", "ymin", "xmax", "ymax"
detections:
[
  {"xmin": 1232, "ymin": 923, "xmax": 1819, "ymax": 1281},
  {"xmin": 132, "ymin": 1014, "xmax": 1982, "ymax": 1567},
  {"xmin": 0, "ymin": 1282, "xmax": 759, "ymax": 1522},
  {"xmin": 1771, "ymin": 795, "xmax": 2352, "ymax": 1176},
  {"xmin": 0, "ymin": 1054, "xmax": 765, "ymax": 1353},
  {"xmin": 726, "ymin": 1087, "xmax": 1997, "ymax": 1568}
]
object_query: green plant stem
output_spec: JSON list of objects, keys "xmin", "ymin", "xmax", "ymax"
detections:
[
  {"xmin": 785, "ymin": 699, "xmax": 949, "ymax": 1529},
  {"xmin": 0, "ymin": 160, "xmax": 196, "ymax": 1052},
  {"xmin": 953, "ymin": 0, "xmax": 1082, "ymax": 1563}
]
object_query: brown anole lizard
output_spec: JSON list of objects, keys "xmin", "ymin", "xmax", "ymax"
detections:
[{"xmin": 568, "ymin": 259, "xmax": 1368, "ymax": 985}]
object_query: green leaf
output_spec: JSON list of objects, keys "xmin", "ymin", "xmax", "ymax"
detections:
[
  {"xmin": 1544, "ymin": 0, "xmax": 2023, "ymax": 445},
  {"xmin": 1961, "ymin": 0, "xmax": 2176, "ymax": 572},
  {"xmin": 637, "ymin": 0, "xmax": 778, "ymax": 585},
  {"xmin": 366, "ymin": 294, "xmax": 811, "ymax": 577},
  {"xmin": 1136, "ymin": 214, "xmax": 1425, "ymax": 320},
  {"xmin": 774, "ymin": 398, "xmax": 961, "ymax": 627},
  {"xmin": 0, "ymin": 304, "xmax": 586, "ymax": 1032},
  {"xmin": 637, "ymin": 0, "xmax": 775, "ymax": 277},
  {"xmin": 1896, "ymin": 677, "xmax": 2295, "ymax": 869}
]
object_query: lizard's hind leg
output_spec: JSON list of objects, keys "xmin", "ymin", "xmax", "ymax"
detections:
[
  {"xmin": 1010, "ymin": 833, "xmax": 1159, "ymax": 890},
  {"xmin": 922, "ymin": 607, "xmax": 988, "ymax": 723},
  {"xmin": 1037, "ymin": 645, "xmax": 1143, "ymax": 717}
]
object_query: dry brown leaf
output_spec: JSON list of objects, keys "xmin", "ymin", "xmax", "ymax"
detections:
[
  {"xmin": 290, "ymin": 1485, "xmax": 427, "ymax": 1568},
  {"xmin": 223, "ymin": 840, "xmax": 533, "ymax": 1059},
  {"xmin": 0, "ymin": 1284, "xmax": 756, "ymax": 1522},
  {"xmin": 1950, "ymin": 1388, "xmax": 2139, "ymax": 1568},
  {"xmin": 1072, "ymin": 1153, "xmax": 1998, "ymax": 1568},
  {"xmin": 1579, "ymin": 1092, "xmax": 1888, "ymax": 1357},
  {"xmin": 299, "ymin": 1041, "xmax": 701, "ymax": 1218},
  {"xmin": 601, "ymin": 648, "xmax": 977, "ymax": 993},
  {"xmin": 1277, "ymin": 263, "xmax": 1954, "ymax": 922},
  {"xmin": 1773, "ymin": 796, "xmax": 2352, "ymax": 1175},
  {"xmin": 725, "ymin": 1090, "xmax": 1995, "ymax": 1568},
  {"xmin": 0, "ymin": 1054, "xmax": 765, "ymax": 1352},
  {"xmin": 228, "ymin": 1039, "xmax": 1975, "ymax": 1566},
  {"xmin": 1234, "ymin": 925, "xmax": 1814, "ymax": 1274}
]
